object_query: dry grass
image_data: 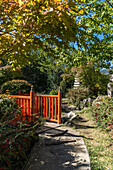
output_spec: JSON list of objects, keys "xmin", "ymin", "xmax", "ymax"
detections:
[{"xmin": 72, "ymin": 109, "xmax": 113, "ymax": 170}]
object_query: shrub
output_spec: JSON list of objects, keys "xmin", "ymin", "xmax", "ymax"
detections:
[
  {"xmin": 0, "ymin": 65, "xmax": 21, "ymax": 88},
  {"xmin": 66, "ymin": 86, "xmax": 89, "ymax": 110},
  {"xmin": 1, "ymin": 80, "xmax": 31, "ymax": 95},
  {"xmin": 49, "ymin": 90, "xmax": 58, "ymax": 95},
  {"xmin": 0, "ymin": 95, "xmax": 19, "ymax": 120},
  {"xmin": 91, "ymin": 97, "xmax": 113, "ymax": 132},
  {"xmin": 0, "ymin": 95, "xmax": 44, "ymax": 169}
]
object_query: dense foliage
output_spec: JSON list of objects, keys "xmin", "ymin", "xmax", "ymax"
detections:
[
  {"xmin": 19, "ymin": 50, "xmax": 64, "ymax": 93},
  {"xmin": 0, "ymin": 0, "xmax": 112, "ymax": 68},
  {"xmin": 0, "ymin": 65, "xmax": 21, "ymax": 88},
  {"xmin": 91, "ymin": 97, "xmax": 113, "ymax": 133},
  {"xmin": 76, "ymin": 64, "xmax": 110, "ymax": 96},
  {"xmin": 0, "ymin": 95, "xmax": 44, "ymax": 169},
  {"xmin": 0, "ymin": 95, "xmax": 19, "ymax": 119},
  {"xmin": 66, "ymin": 86, "xmax": 89, "ymax": 110},
  {"xmin": 60, "ymin": 70, "xmax": 75, "ymax": 97},
  {"xmin": 1, "ymin": 80, "xmax": 31, "ymax": 95}
]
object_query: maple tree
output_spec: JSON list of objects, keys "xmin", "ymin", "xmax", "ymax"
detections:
[
  {"xmin": 58, "ymin": 0, "xmax": 113, "ymax": 68},
  {"xmin": 0, "ymin": 0, "xmax": 113, "ymax": 68}
]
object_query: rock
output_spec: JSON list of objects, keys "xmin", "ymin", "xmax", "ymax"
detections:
[
  {"xmin": 62, "ymin": 104, "xmax": 76, "ymax": 112},
  {"xmin": 67, "ymin": 105, "xmax": 76, "ymax": 110},
  {"xmin": 92, "ymin": 96, "xmax": 106, "ymax": 107},
  {"xmin": 70, "ymin": 114, "xmax": 79, "ymax": 121},
  {"xmin": 61, "ymin": 111, "xmax": 79, "ymax": 124},
  {"xmin": 83, "ymin": 98, "xmax": 93, "ymax": 107},
  {"xmin": 83, "ymin": 99, "xmax": 88, "ymax": 107}
]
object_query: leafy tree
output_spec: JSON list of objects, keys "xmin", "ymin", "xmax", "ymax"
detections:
[
  {"xmin": 83, "ymin": 0, "xmax": 113, "ymax": 68},
  {"xmin": 0, "ymin": 0, "xmax": 88, "ymax": 67},
  {"xmin": 66, "ymin": 87, "xmax": 89, "ymax": 110},
  {"xmin": 0, "ymin": 0, "xmax": 112, "ymax": 69},
  {"xmin": 60, "ymin": 68, "xmax": 75, "ymax": 97},
  {"xmin": 76, "ymin": 64, "xmax": 110, "ymax": 97},
  {"xmin": 57, "ymin": 0, "xmax": 113, "ymax": 68},
  {"xmin": 21, "ymin": 49, "xmax": 65, "ymax": 93}
]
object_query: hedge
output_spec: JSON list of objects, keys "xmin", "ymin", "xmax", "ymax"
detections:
[{"xmin": 1, "ymin": 80, "xmax": 31, "ymax": 95}]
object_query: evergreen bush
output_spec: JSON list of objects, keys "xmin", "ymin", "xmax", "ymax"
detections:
[{"xmin": 1, "ymin": 80, "xmax": 31, "ymax": 95}]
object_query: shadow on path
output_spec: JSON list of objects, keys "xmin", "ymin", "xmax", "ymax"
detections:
[{"xmin": 24, "ymin": 122, "xmax": 91, "ymax": 170}]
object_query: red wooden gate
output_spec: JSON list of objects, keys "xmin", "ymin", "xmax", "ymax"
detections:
[
  {"xmin": 35, "ymin": 91, "xmax": 62, "ymax": 123},
  {"xmin": 9, "ymin": 89, "xmax": 62, "ymax": 124}
]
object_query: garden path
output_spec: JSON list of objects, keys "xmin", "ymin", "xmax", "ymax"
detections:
[{"xmin": 24, "ymin": 122, "xmax": 91, "ymax": 170}]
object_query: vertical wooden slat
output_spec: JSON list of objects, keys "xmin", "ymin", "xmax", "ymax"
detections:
[
  {"xmin": 20, "ymin": 99, "xmax": 23, "ymax": 120},
  {"xmin": 28, "ymin": 99, "xmax": 30, "ymax": 115},
  {"xmin": 38, "ymin": 96, "xmax": 40, "ymax": 115},
  {"xmin": 25, "ymin": 99, "xmax": 27, "ymax": 116},
  {"xmin": 30, "ymin": 90, "xmax": 35, "ymax": 121},
  {"xmin": 52, "ymin": 97, "xmax": 54, "ymax": 119},
  {"xmin": 43, "ymin": 97, "xmax": 46, "ymax": 117},
  {"xmin": 46, "ymin": 97, "xmax": 48, "ymax": 117},
  {"xmin": 30, "ymin": 91, "xmax": 35, "ymax": 115},
  {"xmin": 58, "ymin": 90, "xmax": 62, "ymax": 124},
  {"xmin": 35, "ymin": 96, "xmax": 38, "ymax": 114},
  {"xmin": 49, "ymin": 97, "xmax": 51, "ymax": 119},
  {"xmin": 17, "ymin": 98, "xmax": 19, "ymax": 119},
  {"xmin": 27, "ymin": 99, "xmax": 29, "ymax": 122},
  {"xmin": 22, "ymin": 99, "xmax": 25, "ymax": 121},
  {"xmin": 55, "ymin": 97, "xmax": 57, "ymax": 120},
  {"xmin": 41, "ymin": 97, "xmax": 43, "ymax": 116}
]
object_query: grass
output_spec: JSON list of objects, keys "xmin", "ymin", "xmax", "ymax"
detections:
[
  {"xmin": 61, "ymin": 98, "xmax": 113, "ymax": 170},
  {"xmin": 72, "ymin": 109, "xmax": 113, "ymax": 170}
]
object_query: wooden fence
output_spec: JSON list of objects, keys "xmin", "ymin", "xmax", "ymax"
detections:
[{"xmin": 9, "ymin": 89, "xmax": 62, "ymax": 124}]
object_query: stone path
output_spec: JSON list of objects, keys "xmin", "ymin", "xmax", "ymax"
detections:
[{"xmin": 24, "ymin": 122, "xmax": 91, "ymax": 170}]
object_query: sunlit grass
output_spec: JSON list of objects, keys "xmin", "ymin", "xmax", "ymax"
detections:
[{"xmin": 79, "ymin": 110, "xmax": 113, "ymax": 170}]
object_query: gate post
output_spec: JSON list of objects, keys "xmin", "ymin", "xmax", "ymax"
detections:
[
  {"xmin": 30, "ymin": 85, "xmax": 35, "ymax": 116},
  {"xmin": 58, "ymin": 88, "xmax": 62, "ymax": 124},
  {"xmin": 18, "ymin": 90, "xmax": 21, "ymax": 95}
]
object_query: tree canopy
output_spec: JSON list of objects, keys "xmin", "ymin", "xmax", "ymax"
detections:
[{"xmin": 0, "ymin": 0, "xmax": 113, "ymax": 68}]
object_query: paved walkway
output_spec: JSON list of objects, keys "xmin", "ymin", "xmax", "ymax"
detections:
[{"xmin": 24, "ymin": 122, "xmax": 91, "ymax": 170}]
